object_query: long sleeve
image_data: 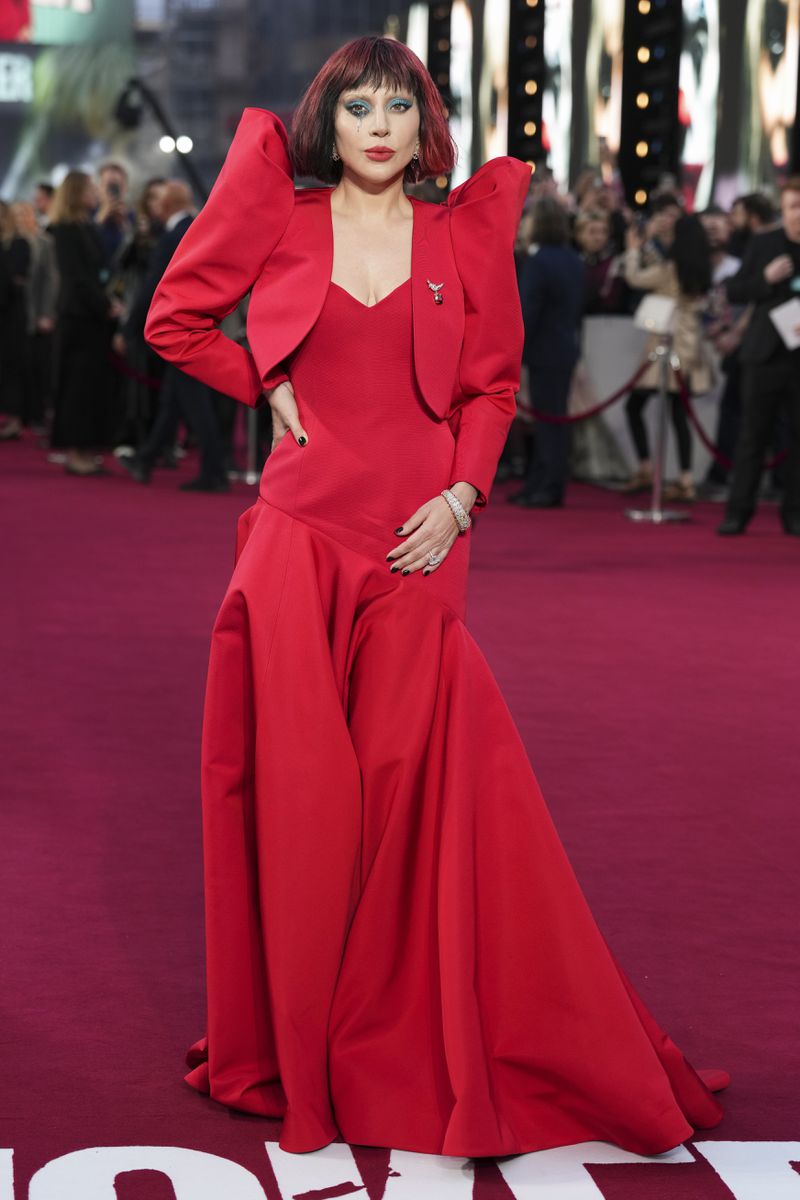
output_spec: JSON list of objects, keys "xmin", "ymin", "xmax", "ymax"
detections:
[
  {"xmin": 144, "ymin": 108, "xmax": 295, "ymax": 407},
  {"xmin": 35, "ymin": 235, "xmax": 59, "ymax": 322},
  {"xmin": 623, "ymin": 249, "xmax": 670, "ymax": 292},
  {"xmin": 447, "ymin": 156, "xmax": 532, "ymax": 507},
  {"xmin": 51, "ymin": 224, "xmax": 111, "ymax": 321},
  {"xmin": 724, "ymin": 237, "xmax": 774, "ymax": 305},
  {"xmin": 519, "ymin": 250, "xmax": 548, "ymax": 334}
]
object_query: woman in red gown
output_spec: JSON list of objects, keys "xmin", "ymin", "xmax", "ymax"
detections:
[{"xmin": 145, "ymin": 35, "xmax": 728, "ymax": 1160}]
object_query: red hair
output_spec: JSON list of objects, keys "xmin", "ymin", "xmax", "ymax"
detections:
[{"xmin": 290, "ymin": 35, "xmax": 457, "ymax": 185}]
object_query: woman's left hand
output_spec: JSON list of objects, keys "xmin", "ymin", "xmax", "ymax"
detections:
[{"xmin": 387, "ymin": 482, "xmax": 478, "ymax": 576}]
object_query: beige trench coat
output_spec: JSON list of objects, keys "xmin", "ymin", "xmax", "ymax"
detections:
[{"xmin": 623, "ymin": 250, "xmax": 715, "ymax": 394}]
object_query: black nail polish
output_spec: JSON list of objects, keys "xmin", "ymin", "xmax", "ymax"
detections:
[
  {"xmin": 401, "ymin": 568, "xmax": 410, "ymax": 576},
  {"xmin": 298, "ymin": 436, "xmax": 307, "ymax": 446},
  {"xmin": 390, "ymin": 566, "xmax": 398, "ymax": 573},
  {"xmin": 422, "ymin": 570, "xmax": 429, "ymax": 576},
  {"xmin": 394, "ymin": 527, "xmax": 404, "ymax": 535}
]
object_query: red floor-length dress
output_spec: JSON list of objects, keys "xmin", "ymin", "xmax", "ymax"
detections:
[{"xmin": 180, "ymin": 265, "xmax": 726, "ymax": 1157}]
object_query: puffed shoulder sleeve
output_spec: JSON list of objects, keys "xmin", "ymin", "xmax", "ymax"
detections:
[
  {"xmin": 144, "ymin": 108, "xmax": 294, "ymax": 407},
  {"xmin": 447, "ymin": 156, "xmax": 531, "ymax": 506}
]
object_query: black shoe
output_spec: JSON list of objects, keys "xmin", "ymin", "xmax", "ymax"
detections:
[
  {"xmin": 156, "ymin": 453, "xmax": 179, "ymax": 470},
  {"xmin": 717, "ymin": 517, "xmax": 748, "ymax": 536},
  {"xmin": 119, "ymin": 455, "xmax": 151, "ymax": 484},
  {"xmin": 179, "ymin": 476, "xmax": 230, "ymax": 493},
  {"xmin": 508, "ymin": 491, "xmax": 563, "ymax": 509}
]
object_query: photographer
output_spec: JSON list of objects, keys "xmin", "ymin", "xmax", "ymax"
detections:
[{"xmin": 95, "ymin": 161, "xmax": 134, "ymax": 268}]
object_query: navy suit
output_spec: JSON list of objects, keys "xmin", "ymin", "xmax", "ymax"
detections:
[
  {"xmin": 519, "ymin": 244, "xmax": 585, "ymax": 502},
  {"xmin": 127, "ymin": 215, "xmax": 225, "ymax": 484}
]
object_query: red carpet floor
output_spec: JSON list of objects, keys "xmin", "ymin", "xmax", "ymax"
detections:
[{"xmin": 1, "ymin": 438, "xmax": 798, "ymax": 1200}]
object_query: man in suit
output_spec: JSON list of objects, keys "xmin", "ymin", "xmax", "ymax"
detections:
[
  {"xmin": 118, "ymin": 180, "xmax": 227, "ymax": 492},
  {"xmin": 509, "ymin": 197, "xmax": 585, "ymax": 508},
  {"xmin": 719, "ymin": 179, "xmax": 800, "ymax": 535}
]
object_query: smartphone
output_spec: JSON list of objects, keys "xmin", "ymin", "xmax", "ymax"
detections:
[{"xmin": 107, "ymin": 181, "xmax": 121, "ymax": 200}]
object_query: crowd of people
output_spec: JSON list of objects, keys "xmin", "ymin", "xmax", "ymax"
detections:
[
  {"xmin": 0, "ymin": 166, "xmax": 238, "ymax": 490},
  {"xmin": 509, "ymin": 172, "xmax": 799, "ymax": 534},
  {"xmin": 1, "ymin": 152, "xmax": 798, "ymax": 533}
]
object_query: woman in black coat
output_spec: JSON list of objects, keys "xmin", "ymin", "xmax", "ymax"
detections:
[
  {"xmin": 0, "ymin": 200, "xmax": 32, "ymax": 441},
  {"xmin": 49, "ymin": 171, "xmax": 121, "ymax": 475}
]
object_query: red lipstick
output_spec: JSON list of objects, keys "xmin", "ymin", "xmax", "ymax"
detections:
[{"xmin": 364, "ymin": 148, "xmax": 396, "ymax": 160}]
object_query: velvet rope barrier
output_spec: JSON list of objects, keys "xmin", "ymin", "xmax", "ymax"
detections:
[
  {"xmin": 670, "ymin": 359, "xmax": 788, "ymax": 472},
  {"xmin": 109, "ymin": 352, "xmax": 163, "ymax": 391},
  {"xmin": 519, "ymin": 359, "xmax": 652, "ymax": 425}
]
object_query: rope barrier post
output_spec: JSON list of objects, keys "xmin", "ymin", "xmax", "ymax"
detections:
[
  {"xmin": 243, "ymin": 406, "xmax": 260, "ymax": 486},
  {"xmin": 625, "ymin": 334, "xmax": 689, "ymax": 525}
]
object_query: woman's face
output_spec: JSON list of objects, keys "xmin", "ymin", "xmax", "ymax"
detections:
[
  {"xmin": 11, "ymin": 201, "xmax": 36, "ymax": 235},
  {"xmin": 83, "ymin": 178, "xmax": 100, "ymax": 212},
  {"xmin": 145, "ymin": 183, "xmax": 166, "ymax": 220},
  {"xmin": 333, "ymin": 82, "xmax": 421, "ymax": 184},
  {"xmin": 579, "ymin": 219, "xmax": 610, "ymax": 254}
]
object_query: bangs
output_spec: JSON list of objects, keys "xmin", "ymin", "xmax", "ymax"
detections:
[{"xmin": 340, "ymin": 44, "xmax": 419, "ymax": 100}]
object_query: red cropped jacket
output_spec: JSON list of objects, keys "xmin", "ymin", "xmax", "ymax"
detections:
[{"xmin": 144, "ymin": 109, "xmax": 531, "ymax": 506}]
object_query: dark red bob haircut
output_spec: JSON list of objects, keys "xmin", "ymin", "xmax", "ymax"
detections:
[{"xmin": 290, "ymin": 35, "xmax": 457, "ymax": 185}]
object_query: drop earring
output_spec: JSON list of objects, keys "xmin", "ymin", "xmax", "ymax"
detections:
[
  {"xmin": 331, "ymin": 146, "xmax": 340, "ymax": 161},
  {"xmin": 411, "ymin": 143, "xmax": 419, "ymax": 161}
]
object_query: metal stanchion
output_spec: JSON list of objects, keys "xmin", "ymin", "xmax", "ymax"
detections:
[
  {"xmin": 625, "ymin": 334, "xmax": 689, "ymax": 525},
  {"xmin": 243, "ymin": 406, "xmax": 260, "ymax": 486}
]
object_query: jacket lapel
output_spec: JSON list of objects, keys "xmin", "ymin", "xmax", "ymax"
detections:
[
  {"xmin": 409, "ymin": 197, "xmax": 464, "ymax": 419},
  {"xmin": 247, "ymin": 188, "xmax": 463, "ymax": 420}
]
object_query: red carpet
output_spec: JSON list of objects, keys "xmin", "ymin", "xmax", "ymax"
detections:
[{"xmin": 1, "ymin": 438, "xmax": 797, "ymax": 1200}]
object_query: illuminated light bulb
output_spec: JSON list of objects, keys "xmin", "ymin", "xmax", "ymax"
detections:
[
  {"xmin": 159, "ymin": 135, "xmax": 175, "ymax": 153},
  {"xmin": 636, "ymin": 92, "xmax": 649, "ymax": 108},
  {"xmin": 637, "ymin": 46, "xmax": 650, "ymax": 62},
  {"xmin": 635, "ymin": 140, "xmax": 649, "ymax": 157},
  {"xmin": 524, "ymin": 120, "xmax": 537, "ymax": 136},
  {"xmin": 175, "ymin": 135, "xmax": 193, "ymax": 154},
  {"xmin": 639, "ymin": 0, "xmax": 651, "ymax": 11},
  {"xmin": 634, "ymin": 188, "xmax": 648, "ymax": 204},
  {"xmin": 524, "ymin": 80, "xmax": 538, "ymax": 95}
]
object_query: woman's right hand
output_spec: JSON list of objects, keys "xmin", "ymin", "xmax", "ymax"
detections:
[
  {"xmin": 625, "ymin": 224, "xmax": 644, "ymax": 252},
  {"xmin": 266, "ymin": 380, "xmax": 308, "ymax": 451}
]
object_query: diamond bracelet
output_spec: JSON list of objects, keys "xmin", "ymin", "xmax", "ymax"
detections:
[{"xmin": 441, "ymin": 488, "xmax": 472, "ymax": 534}]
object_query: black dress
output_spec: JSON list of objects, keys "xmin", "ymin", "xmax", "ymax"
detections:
[{"xmin": 50, "ymin": 222, "xmax": 116, "ymax": 450}]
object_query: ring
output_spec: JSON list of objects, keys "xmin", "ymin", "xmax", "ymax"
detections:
[{"xmin": 427, "ymin": 550, "xmax": 441, "ymax": 565}]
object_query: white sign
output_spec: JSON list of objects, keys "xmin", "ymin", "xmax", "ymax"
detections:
[
  {"xmin": 1, "ymin": 1139, "xmax": 797, "ymax": 1199},
  {"xmin": 0, "ymin": 55, "xmax": 34, "ymax": 104}
]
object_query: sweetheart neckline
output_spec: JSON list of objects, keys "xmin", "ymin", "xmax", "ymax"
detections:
[{"xmin": 328, "ymin": 278, "xmax": 412, "ymax": 310}]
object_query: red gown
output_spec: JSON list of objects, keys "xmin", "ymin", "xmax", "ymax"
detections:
[{"xmin": 180, "ymin": 270, "xmax": 726, "ymax": 1157}]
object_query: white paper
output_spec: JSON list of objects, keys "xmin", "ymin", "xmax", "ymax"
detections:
[{"xmin": 768, "ymin": 297, "xmax": 800, "ymax": 349}]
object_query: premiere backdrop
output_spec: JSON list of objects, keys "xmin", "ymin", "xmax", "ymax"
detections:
[{"xmin": 0, "ymin": 0, "xmax": 134, "ymax": 197}]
